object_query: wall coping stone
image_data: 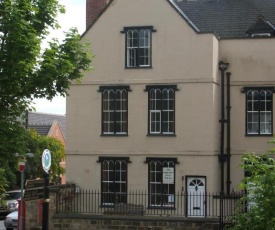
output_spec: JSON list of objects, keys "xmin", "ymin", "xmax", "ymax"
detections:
[{"xmin": 53, "ymin": 213, "xmax": 219, "ymax": 223}]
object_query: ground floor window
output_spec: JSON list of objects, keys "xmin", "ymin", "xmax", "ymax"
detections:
[
  {"xmin": 146, "ymin": 157, "xmax": 177, "ymax": 208},
  {"xmin": 98, "ymin": 157, "xmax": 130, "ymax": 206}
]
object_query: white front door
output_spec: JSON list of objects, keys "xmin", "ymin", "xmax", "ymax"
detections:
[{"xmin": 187, "ymin": 177, "xmax": 206, "ymax": 217}]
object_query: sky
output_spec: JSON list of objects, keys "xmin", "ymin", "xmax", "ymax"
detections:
[{"xmin": 33, "ymin": 0, "xmax": 86, "ymax": 115}]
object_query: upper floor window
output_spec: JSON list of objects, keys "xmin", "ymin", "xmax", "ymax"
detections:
[
  {"xmin": 244, "ymin": 87, "xmax": 274, "ymax": 135},
  {"xmin": 123, "ymin": 26, "xmax": 154, "ymax": 68},
  {"xmin": 99, "ymin": 86, "xmax": 130, "ymax": 135},
  {"xmin": 145, "ymin": 85, "xmax": 177, "ymax": 135}
]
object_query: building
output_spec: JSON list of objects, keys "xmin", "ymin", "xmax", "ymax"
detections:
[
  {"xmin": 66, "ymin": 0, "xmax": 275, "ymax": 214},
  {"xmin": 28, "ymin": 111, "xmax": 66, "ymax": 145}
]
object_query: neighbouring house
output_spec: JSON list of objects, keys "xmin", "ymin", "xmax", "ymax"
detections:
[
  {"xmin": 28, "ymin": 111, "xmax": 66, "ymax": 184},
  {"xmin": 66, "ymin": 0, "xmax": 275, "ymax": 216}
]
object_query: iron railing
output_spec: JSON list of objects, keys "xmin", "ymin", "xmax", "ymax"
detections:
[{"xmin": 56, "ymin": 190, "xmax": 242, "ymax": 219}]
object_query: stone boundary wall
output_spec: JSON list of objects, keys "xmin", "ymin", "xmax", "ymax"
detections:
[
  {"xmin": 51, "ymin": 214, "xmax": 219, "ymax": 230},
  {"xmin": 24, "ymin": 184, "xmax": 220, "ymax": 230},
  {"xmin": 25, "ymin": 184, "xmax": 75, "ymax": 230}
]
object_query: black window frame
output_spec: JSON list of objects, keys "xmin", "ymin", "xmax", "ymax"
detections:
[
  {"xmin": 122, "ymin": 26, "xmax": 155, "ymax": 69},
  {"xmin": 98, "ymin": 157, "xmax": 130, "ymax": 207},
  {"xmin": 243, "ymin": 87, "xmax": 274, "ymax": 136},
  {"xmin": 145, "ymin": 157, "xmax": 178, "ymax": 209},
  {"xmin": 145, "ymin": 85, "xmax": 177, "ymax": 136},
  {"xmin": 99, "ymin": 86, "xmax": 131, "ymax": 136}
]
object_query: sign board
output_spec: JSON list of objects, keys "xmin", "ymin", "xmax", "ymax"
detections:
[
  {"xmin": 18, "ymin": 162, "xmax": 26, "ymax": 172},
  {"xmin": 26, "ymin": 179, "xmax": 45, "ymax": 189},
  {"xmin": 24, "ymin": 188, "xmax": 44, "ymax": 201},
  {"xmin": 163, "ymin": 167, "xmax": 174, "ymax": 184},
  {"xmin": 42, "ymin": 149, "xmax": 51, "ymax": 173}
]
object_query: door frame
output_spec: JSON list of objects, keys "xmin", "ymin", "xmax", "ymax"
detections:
[{"xmin": 185, "ymin": 175, "xmax": 207, "ymax": 217}]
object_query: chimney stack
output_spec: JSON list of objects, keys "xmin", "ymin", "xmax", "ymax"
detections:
[{"xmin": 86, "ymin": 0, "xmax": 110, "ymax": 29}]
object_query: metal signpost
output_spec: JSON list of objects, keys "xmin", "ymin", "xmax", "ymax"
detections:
[
  {"xmin": 42, "ymin": 149, "xmax": 51, "ymax": 230},
  {"xmin": 18, "ymin": 161, "xmax": 25, "ymax": 230}
]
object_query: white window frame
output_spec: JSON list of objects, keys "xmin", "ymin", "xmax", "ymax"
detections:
[
  {"xmin": 125, "ymin": 27, "xmax": 153, "ymax": 68},
  {"xmin": 101, "ymin": 87, "xmax": 129, "ymax": 135},
  {"xmin": 100, "ymin": 158, "xmax": 128, "ymax": 206},
  {"xmin": 148, "ymin": 86, "xmax": 176, "ymax": 135},
  {"xmin": 246, "ymin": 89, "xmax": 272, "ymax": 135},
  {"xmin": 147, "ymin": 158, "xmax": 176, "ymax": 208}
]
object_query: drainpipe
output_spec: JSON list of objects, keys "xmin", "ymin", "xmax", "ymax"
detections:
[
  {"xmin": 218, "ymin": 61, "xmax": 229, "ymax": 193},
  {"xmin": 226, "ymin": 72, "xmax": 231, "ymax": 194}
]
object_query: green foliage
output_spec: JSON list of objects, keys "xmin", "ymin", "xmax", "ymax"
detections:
[
  {"xmin": 26, "ymin": 129, "xmax": 65, "ymax": 184},
  {"xmin": 0, "ymin": 168, "xmax": 8, "ymax": 194},
  {"xmin": 0, "ymin": 168, "xmax": 8, "ymax": 207},
  {"xmin": 232, "ymin": 152, "xmax": 275, "ymax": 230},
  {"xmin": 0, "ymin": 0, "xmax": 92, "ymax": 188}
]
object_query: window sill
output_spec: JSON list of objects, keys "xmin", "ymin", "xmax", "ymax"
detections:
[
  {"xmin": 125, "ymin": 66, "xmax": 152, "ymax": 69},
  {"xmin": 147, "ymin": 205, "xmax": 176, "ymax": 210},
  {"xmin": 101, "ymin": 134, "xmax": 128, "ymax": 137},
  {"xmin": 245, "ymin": 134, "xmax": 273, "ymax": 137},
  {"xmin": 147, "ymin": 134, "xmax": 176, "ymax": 137}
]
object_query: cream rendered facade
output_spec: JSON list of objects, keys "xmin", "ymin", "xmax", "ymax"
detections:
[{"xmin": 66, "ymin": 0, "xmax": 275, "ymax": 196}]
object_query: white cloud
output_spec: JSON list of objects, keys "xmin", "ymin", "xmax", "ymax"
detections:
[
  {"xmin": 33, "ymin": 97, "xmax": 67, "ymax": 115},
  {"xmin": 34, "ymin": 0, "xmax": 86, "ymax": 115}
]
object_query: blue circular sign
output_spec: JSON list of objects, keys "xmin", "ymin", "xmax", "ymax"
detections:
[{"xmin": 42, "ymin": 149, "xmax": 51, "ymax": 173}]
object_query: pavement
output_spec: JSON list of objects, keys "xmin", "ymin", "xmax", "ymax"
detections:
[{"xmin": 0, "ymin": 220, "xmax": 5, "ymax": 230}]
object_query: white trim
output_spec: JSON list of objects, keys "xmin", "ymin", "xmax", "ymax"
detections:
[{"xmin": 251, "ymin": 33, "xmax": 271, "ymax": 37}]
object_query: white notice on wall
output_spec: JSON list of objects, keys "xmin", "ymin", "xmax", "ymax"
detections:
[{"xmin": 163, "ymin": 167, "xmax": 174, "ymax": 184}]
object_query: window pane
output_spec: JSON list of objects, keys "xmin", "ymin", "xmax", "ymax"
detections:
[
  {"xmin": 139, "ymin": 48, "xmax": 150, "ymax": 66},
  {"xmin": 127, "ymin": 30, "xmax": 139, "ymax": 67},
  {"xmin": 139, "ymin": 29, "xmax": 150, "ymax": 48},
  {"xmin": 127, "ymin": 48, "xmax": 137, "ymax": 67},
  {"xmin": 127, "ymin": 30, "xmax": 138, "ymax": 47},
  {"xmin": 162, "ymin": 98, "xmax": 168, "ymax": 110},
  {"xmin": 253, "ymin": 99, "xmax": 259, "ymax": 112},
  {"xmin": 139, "ymin": 29, "xmax": 145, "ymax": 47},
  {"xmin": 144, "ymin": 30, "xmax": 151, "ymax": 47},
  {"xmin": 260, "ymin": 112, "xmax": 271, "ymax": 134},
  {"xmin": 150, "ymin": 111, "xmax": 161, "ymax": 133},
  {"xmin": 149, "ymin": 89, "xmax": 161, "ymax": 110},
  {"xmin": 132, "ymin": 30, "xmax": 138, "ymax": 47}
]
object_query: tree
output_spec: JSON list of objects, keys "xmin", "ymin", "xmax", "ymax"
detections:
[
  {"xmin": 0, "ymin": 168, "xmax": 8, "ymax": 207},
  {"xmin": 0, "ymin": 0, "xmax": 92, "ymax": 188},
  {"xmin": 25, "ymin": 129, "xmax": 65, "ymax": 184},
  {"xmin": 232, "ymin": 150, "xmax": 275, "ymax": 230}
]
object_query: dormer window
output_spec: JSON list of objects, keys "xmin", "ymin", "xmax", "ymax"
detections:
[
  {"xmin": 123, "ymin": 26, "xmax": 155, "ymax": 68},
  {"xmin": 246, "ymin": 15, "xmax": 275, "ymax": 37}
]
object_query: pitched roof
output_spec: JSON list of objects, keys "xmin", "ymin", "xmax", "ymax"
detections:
[
  {"xmin": 171, "ymin": 0, "xmax": 275, "ymax": 39},
  {"xmin": 28, "ymin": 124, "xmax": 52, "ymax": 136},
  {"xmin": 28, "ymin": 112, "xmax": 66, "ymax": 137}
]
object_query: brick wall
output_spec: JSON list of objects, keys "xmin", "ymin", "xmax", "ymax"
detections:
[{"xmin": 86, "ymin": 0, "xmax": 110, "ymax": 29}]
